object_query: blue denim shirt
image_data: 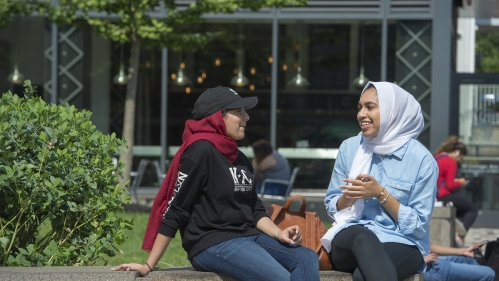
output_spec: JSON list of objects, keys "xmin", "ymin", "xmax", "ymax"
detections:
[{"xmin": 325, "ymin": 135, "xmax": 437, "ymax": 272}]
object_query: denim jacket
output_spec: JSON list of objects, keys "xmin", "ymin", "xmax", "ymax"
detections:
[{"xmin": 324, "ymin": 135, "xmax": 438, "ymax": 271}]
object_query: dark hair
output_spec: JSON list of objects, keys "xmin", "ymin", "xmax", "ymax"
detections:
[
  {"xmin": 365, "ymin": 83, "xmax": 376, "ymax": 91},
  {"xmin": 362, "ymin": 83, "xmax": 377, "ymax": 96},
  {"xmin": 252, "ymin": 139, "xmax": 273, "ymax": 163},
  {"xmin": 434, "ymin": 135, "xmax": 467, "ymax": 156}
]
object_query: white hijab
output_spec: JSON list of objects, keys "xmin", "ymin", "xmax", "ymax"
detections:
[{"xmin": 321, "ymin": 81, "xmax": 424, "ymax": 251}]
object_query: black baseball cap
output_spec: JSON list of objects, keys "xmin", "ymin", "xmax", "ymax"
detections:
[{"xmin": 192, "ymin": 87, "xmax": 258, "ymax": 120}]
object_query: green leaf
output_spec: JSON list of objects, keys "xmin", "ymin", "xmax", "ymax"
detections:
[
  {"xmin": 19, "ymin": 248, "xmax": 29, "ymax": 255},
  {"xmin": 44, "ymin": 180, "xmax": 53, "ymax": 188},
  {"xmin": 44, "ymin": 127, "xmax": 54, "ymax": 138},
  {"xmin": 50, "ymin": 176, "xmax": 62, "ymax": 187},
  {"xmin": 0, "ymin": 237, "xmax": 9, "ymax": 247},
  {"xmin": 39, "ymin": 131, "xmax": 48, "ymax": 140},
  {"xmin": 49, "ymin": 240, "xmax": 58, "ymax": 254}
]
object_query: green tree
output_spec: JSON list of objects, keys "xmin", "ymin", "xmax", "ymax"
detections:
[
  {"xmin": 476, "ymin": 32, "xmax": 499, "ymax": 73},
  {"xmin": 0, "ymin": 0, "xmax": 45, "ymax": 28},
  {"xmin": 47, "ymin": 0, "xmax": 306, "ymax": 187},
  {"xmin": 0, "ymin": 81, "xmax": 131, "ymax": 266}
]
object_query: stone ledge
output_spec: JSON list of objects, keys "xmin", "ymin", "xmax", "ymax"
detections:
[
  {"xmin": 0, "ymin": 266, "xmax": 422, "ymax": 281},
  {"xmin": 431, "ymin": 206, "xmax": 455, "ymax": 219},
  {"xmin": 0, "ymin": 266, "xmax": 136, "ymax": 281}
]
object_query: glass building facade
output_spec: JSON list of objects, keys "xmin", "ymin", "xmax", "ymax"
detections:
[{"xmin": 6, "ymin": 1, "xmax": 479, "ymax": 200}]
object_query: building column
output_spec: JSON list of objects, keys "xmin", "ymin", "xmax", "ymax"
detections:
[{"xmin": 430, "ymin": 0, "xmax": 453, "ymax": 152}]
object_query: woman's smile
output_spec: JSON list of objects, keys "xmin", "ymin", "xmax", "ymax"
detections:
[{"xmin": 357, "ymin": 88, "xmax": 380, "ymax": 138}]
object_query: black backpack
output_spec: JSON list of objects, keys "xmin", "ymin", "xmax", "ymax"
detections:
[{"xmin": 484, "ymin": 238, "xmax": 499, "ymax": 281}]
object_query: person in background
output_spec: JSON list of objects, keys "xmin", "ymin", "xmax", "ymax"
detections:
[
  {"xmin": 112, "ymin": 87, "xmax": 320, "ymax": 281},
  {"xmin": 424, "ymin": 243, "xmax": 495, "ymax": 281},
  {"xmin": 252, "ymin": 139, "xmax": 290, "ymax": 194},
  {"xmin": 323, "ymin": 82, "xmax": 437, "ymax": 281},
  {"xmin": 434, "ymin": 135, "xmax": 478, "ymax": 246}
]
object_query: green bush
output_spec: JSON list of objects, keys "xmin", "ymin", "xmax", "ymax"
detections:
[{"xmin": 0, "ymin": 81, "xmax": 132, "ymax": 266}]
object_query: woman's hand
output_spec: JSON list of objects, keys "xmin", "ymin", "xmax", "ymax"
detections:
[
  {"xmin": 112, "ymin": 263, "xmax": 150, "ymax": 276},
  {"xmin": 277, "ymin": 225, "xmax": 303, "ymax": 244},
  {"xmin": 461, "ymin": 244, "xmax": 483, "ymax": 258},
  {"xmin": 424, "ymin": 253, "xmax": 439, "ymax": 263},
  {"xmin": 256, "ymin": 217, "xmax": 303, "ymax": 245},
  {"xmin": 456, "ymin": 177, "xmax": 469, "ymax": 187},
  {"xmin": 340, "ymin": 174, "xmax": 384, "ymax": 199}
]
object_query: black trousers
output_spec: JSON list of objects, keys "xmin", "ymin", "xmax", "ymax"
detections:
[
  {"xmin": 438, "ymin": 193, "xmax": 478, "ymax": 231},
  {"xmin": 329, "ymin": 225, "xmax": 422, "ymax": 281}
]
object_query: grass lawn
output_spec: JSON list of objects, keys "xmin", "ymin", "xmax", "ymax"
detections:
[
  {"xmin": 101, "ymin": 213, "xmax": 189, "ymax": 268},
  {"xmin": 103, "ymin": 212, "xmax": 333, "ymax": 268}
]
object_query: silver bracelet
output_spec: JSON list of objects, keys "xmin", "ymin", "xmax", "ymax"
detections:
[{"xmin": 379, "ymin": 192, "xmax": 391, "ymax": 204}]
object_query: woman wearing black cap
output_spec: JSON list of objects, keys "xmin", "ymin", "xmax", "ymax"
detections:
[{"xmin": 113, "ymin": 87, "xmax": 320, "ymax": 281}]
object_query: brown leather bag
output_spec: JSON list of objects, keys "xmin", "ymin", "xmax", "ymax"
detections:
[{"xmin": 266, "ymin": 195, "xmax": 333, "ymax": 270}]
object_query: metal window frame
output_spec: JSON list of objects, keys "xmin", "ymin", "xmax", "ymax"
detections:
[{"xmin": 42, "ymin": 0, "xmax": 447, "ymax": 161}]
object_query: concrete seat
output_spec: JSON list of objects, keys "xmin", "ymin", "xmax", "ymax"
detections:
[
  {"xmin": 0, "ymin": 266, "xmax": 422, "ymax": 280},
  {"xmin": 143, "ymin": 267, "xmax": 422, "ymax": 281}
]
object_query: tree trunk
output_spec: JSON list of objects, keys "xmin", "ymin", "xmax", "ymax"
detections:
[{"xmin": 119, "ymin": 38, "xmax": 141, "ymax": 188}]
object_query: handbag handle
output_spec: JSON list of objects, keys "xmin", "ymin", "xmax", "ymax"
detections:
[{"xmin": 283, "ymin": 195, "xmax": 306, "ymax": 214}]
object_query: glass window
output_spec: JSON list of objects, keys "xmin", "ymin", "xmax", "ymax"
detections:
[
  {"xmin": 276, "ymin": 21, "xmax": 382, "ymax": 189},
  {"xmin": 458, "ymin": 84, "xmax": 499, "ymax": 210},
  {"xmin": 277, "ymin": 21, "xmax": 383, "ymax": 148},
  {"xmin": 108, "ymin": 43, "xmax": 162, "ymax": 146},
  {"xmin": 0, "ymin": 17, "xmax": 48, "ymax": 98},
  {"xmin": 476, "ymin": 29, "xmax": 499, "ymax": 73},
  {"xmin": 167, "ymin": 21, "xmax": 272, "ymax": 148}
]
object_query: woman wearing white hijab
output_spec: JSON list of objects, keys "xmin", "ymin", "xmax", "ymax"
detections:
[{"xmin": 323, "ymin": 82, "xmax": 438, "ymax": 281}]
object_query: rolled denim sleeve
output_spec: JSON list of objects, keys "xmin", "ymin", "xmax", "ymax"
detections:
[
  {"xmin": 397, "ymin": 157, "xmax": 438, "ymax": 239},
  {"xmin": 325, "ymin": 141, "xmax": 349, "ymax": 218}
]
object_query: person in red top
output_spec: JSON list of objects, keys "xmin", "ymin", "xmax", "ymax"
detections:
[{"xmin": 434, "ymin": 135, "xmax": 478, "ymax": 246}]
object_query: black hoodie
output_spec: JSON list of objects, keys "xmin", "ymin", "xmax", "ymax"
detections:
[{"xmin": 159, "ymin": 140, "xmax": 268, "ymax": 259}]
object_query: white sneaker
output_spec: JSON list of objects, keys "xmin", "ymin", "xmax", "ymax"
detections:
[
  {"xmin": 455, "ymin": 219, "xmax": 467, "ymax": 236},
  {"xmin": 455, "ymin": 235, "xmax": 465, "ymax": 248}
]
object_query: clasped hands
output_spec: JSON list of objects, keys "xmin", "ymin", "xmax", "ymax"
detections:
[{"xmin": 340, "ymin": 174, "xmax": 384, "ymax": 199}]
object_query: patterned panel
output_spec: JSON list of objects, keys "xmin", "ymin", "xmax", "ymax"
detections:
[
  {"xmin": 395, "ymin": 21, "xmax": 432, "ymax": 147},
  {"xmin": 44, "ymin": 27, "xmax": 84, "ymax": 106}
]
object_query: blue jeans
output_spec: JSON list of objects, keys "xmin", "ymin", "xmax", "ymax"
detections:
[
  {"xmin": 191, "ymin": 233, "xmax": 320, "ymax": 281},
  {"xmin": 424, "ymin": 256, "xmax": 495, "ymax": 281}
]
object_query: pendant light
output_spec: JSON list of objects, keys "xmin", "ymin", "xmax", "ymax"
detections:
[
  {"xmin": 7, "ymin": 64, "xmax": 25, "ymax": 85},
  {"xmin": 288, "ymin": 21, "xmax": 309, "ymax": 88},
  {"xmin": 351, "ymin": 22, "xmax": 369, "ymax": 89},
  {"xmin": 113, "ymin": 64, "xmax": 128, "ymax": 85},
  {"xmin": 7, "ymin": 18, "xmax": 24, "ymax": 85},
  {"xmin": 172, "ymin": 52, "xmax": 191, "ymax": 86},
  {"xmin": 113, "ymin": 44, "xmax": 128, "ymax": 85},
  {"xmin": 231, "ymin": 22, "xmax": 249, "ymax": 87},
  {"xmin": 287, "ymin": 66, "xmax": 309, "ymax": 87}
]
